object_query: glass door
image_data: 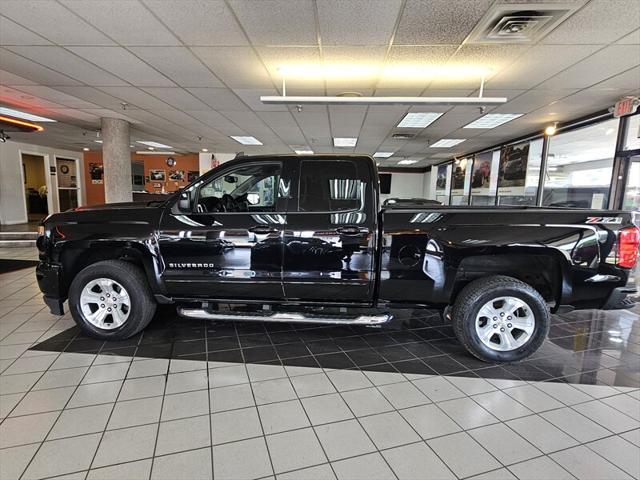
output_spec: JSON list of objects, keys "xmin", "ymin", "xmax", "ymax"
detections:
[
  {"xmin": 56, "ymin": 157, "xmax": 79, "ymax": 211},
  {"xmin": 622, "ymin": 156, "xmax": 640, "ymax": 215}
]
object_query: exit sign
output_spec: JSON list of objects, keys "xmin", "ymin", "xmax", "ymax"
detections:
[{"xmin": 613, "ymin": 96, "xmax": 639, "ymax": 117}]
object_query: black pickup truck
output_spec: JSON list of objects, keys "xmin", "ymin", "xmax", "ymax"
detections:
[{"xmin": 36, "ymin": 155, "xmax": 639, "ymax": 362}]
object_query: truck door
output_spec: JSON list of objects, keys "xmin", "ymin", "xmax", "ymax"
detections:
[
  {"xmin": 282, "ymin": 157, "xmax": 377, "ymax": 303},
  {"xmin": 158, "ymin": 159, "xmax": 290, "ymax": 300}
]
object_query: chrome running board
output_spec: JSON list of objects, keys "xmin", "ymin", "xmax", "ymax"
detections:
[{"xmin": 177, "ymin": 308, "xmax": 392, "ymax": 325}]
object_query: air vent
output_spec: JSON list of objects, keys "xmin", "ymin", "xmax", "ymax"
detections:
[
  {"xmin": 392, "ymin": 133, "xmax": 415, "ymax": 140},
  {"xmin": 467, "ymin": 3, "xmax": 578, "ymax": 44}
]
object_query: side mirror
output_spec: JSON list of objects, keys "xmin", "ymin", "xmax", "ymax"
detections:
[{"xmin": 178, "ymin": 191, "xmax": 191, "ymax": 212}]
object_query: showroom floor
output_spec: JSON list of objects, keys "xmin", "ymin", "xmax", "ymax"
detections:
[{"xmin": 0, "ymin": 256, "xmax": 639, "ymax": 480}]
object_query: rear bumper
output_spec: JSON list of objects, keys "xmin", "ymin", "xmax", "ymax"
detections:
[
  {"xmin": 35, "ymin": 262, "xmax": 65, "ymax": 315},
  {"xmin": 602, "ymin": 286, "xmax": 637, "ymax": 310}
]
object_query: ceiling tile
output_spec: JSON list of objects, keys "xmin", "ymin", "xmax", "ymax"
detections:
[
  {"xmin": 256, "ymin": 111, "xmax": 304, "ymax": 144},
  {"xmin": 68, "ymin": 46, "xmax": 175, "ymax": 87},
  {"xmin": 192, "ymin": 46, "xmax": 273, "ymax": 88},
  {"xmin": 593, "ymin": 67, "xmax": 640, "ymax": 90},
  {"xmin": 6, "ymin": 46, "xmax": 127, "ymax": 86},
  {"xmin": 379, "ymin": 45, "xmax": 458, "ymax": 88},
  {"xmin": 493, "ymin": 89, "xmax": 578, "ymax": 115},
  {"xmin": 142, "ymin": 88, "xmax": 210, "ymax": 110},
  {"xmin": 293, "ymin": 110, "xmax": 331, "ymax": 140},
  {"xmin": 54, "ymin": 86, "xmax": 129, "ymax": 110},
  {"xmin": 10, "ymin": 85, "xmax": 99, "ymax": 109},
  {"xmin": 0, "ymin": 15, "xmax": 51, "ymax": 45},
  {"xmin": 256, "ymin": 46, "xmax": 322, "ymax": 89},
  {"xmin": 542, "ymin": 0, "xmax": 640, "ymax": 45},
  {"xmin": 97, "ymin": 86, "xmax": 173, "ymax": 109},
  {"xmin": 231, "ymin": 88, "xmax": 286, "ymax": 111},
  {"xmin": 228, "ymin": 0, "xmax": 316, "ymax": 45},
  {"xmin": 188, "ymin": 88, "xmax": 249, "ymax": 111},
  {"xmin": 0, "ymin": 69, "xmax": 37, "ymax": 86},
  {"xmin": 0, "ymin": 1, "xmax": 114, "ymax": 45},
  {"xmin": 322, "ymin": 46, "xmax": 387, "ymax": 90},
  {"xmin": 538, "ymin": 44, "xmax": 640, "ymax": 89},
  {"xmin": 487, "ymin": 44, "xmax": 601, "ymax": 89},
  {"xmin": 318, "ymin": 0, "xmax": 402, "ymax": 46},
  {"xmin": 60, "ymin": 0, "xmax": 180, "ymax": 46},
  {"xmin": 329, "ymin": 105, "xmax": 367, "ymax": 137},
  {"xmin": 130, "ymin": 47, "xmax": 223, "ymax": 88},
  {"xmin": 0, "ymin": 48, "xmax": 82, "ymax": 86},
  {"xmin": 395, "ymin": 0, "xmax": 493, "ymax": 45},
  {"xmin": 616, "ymin": 28, "xmax": 640, "ymax": 45},
  {"xmin": 143, "ymin": 0, "xmax": 248, "ymax": 46}
]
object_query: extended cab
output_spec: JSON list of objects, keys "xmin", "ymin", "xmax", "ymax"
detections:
[{"xmin": 36, "ymin": 155, "xmax": 639, "ymax": 362}]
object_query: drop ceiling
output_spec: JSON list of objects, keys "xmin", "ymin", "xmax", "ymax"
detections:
[{"xmin": 0, "ymin": 0, "xmax": 638, "ymax": 169}]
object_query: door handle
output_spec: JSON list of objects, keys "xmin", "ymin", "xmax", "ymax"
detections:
[
  {"xmin": 249, "ymin": 226, "xmax": 279, "ymax": 234},
  {"xmin": 336, "ymin": 226, "xmax": 361, "ymax": 236}
]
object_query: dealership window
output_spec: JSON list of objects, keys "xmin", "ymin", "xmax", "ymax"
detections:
[
  {"xmin": 497, "ymin": 139, "xmax": 543, "ymax": 206},
  {"xmin": 470, "ymin": 150, "xmax": 500, "ymax": 206},
  {"xmin": 432, "ymin": 163, "xmax": 452, "ymax": 205},
  {"xmin": 450, "ymin": 157, "xmax": 472, "ymax": 205},
  {"xmin": 623, "ymin": 113, "xmax": 640, "ymax": 151},
  {"xmin": 542, "ymin": 118, "xmax": 618, "ymax": 209}
]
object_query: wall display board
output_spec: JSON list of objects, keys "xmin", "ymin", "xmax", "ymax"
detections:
[
  {"xmin": 435, "ymin": 163, "xmax": 452, "ymax": 205},
  {"xmin": 498, "ymin": 141, "xmax": 530, "ymax": 196},
  {"xmin": 471, "ymin": 152, "xmax": 493, "ymax": 194},
  {"xmin": 451, "ymin": 158, "xmax": 471, "ymax": 196}
]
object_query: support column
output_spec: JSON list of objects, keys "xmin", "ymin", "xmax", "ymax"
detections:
[{"xmin": 101, "ymin": 117, "xmax": 132, "ymax": 203}]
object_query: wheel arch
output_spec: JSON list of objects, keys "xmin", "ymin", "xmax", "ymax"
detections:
[{"xmin": 450, "ymin": 248, "xmax": 570, "ymax": 309}]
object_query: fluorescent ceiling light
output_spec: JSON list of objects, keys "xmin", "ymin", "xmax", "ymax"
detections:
[
  {"xmin": 294, "ymin": 149, "xmax": 314, "ymax": 155},
  {"xmin": 94, "ymin": 140, "xmax": 102, "ymax": 144},
  {"xmin": 201, "ymin": 148, "xmax": 208, "ymax": 152},
  {"xmin": 464, "ymin": 113, "xmax": 523, "ymax": 129},
  {"xmin": 430, "ymin": 139, "xmax": 466, "ymax": 148},
  {"xmin": 373, "ymin": 152, "xmax": 394, "ymax": 158},
  {"xmin": 137, "ymin": 140, "xmax": 173, "ymax": 149},
  {"xmin": 276, "ymin": 64, "xmax": 492, "ymax": 79},
  {"xmin": 398, "ymin": 159, "xmax": 418, "ymax": 165},
  {"xmin": 261, "ymin": 96, "xmax": 506, "ymax": 106},
  {"xmin": 0, "ymin": 107, "xmax": 56, "ymax": 122},
  {"xmin": 136, "ymin": 151, "xmax": 176, "ymax": 155},
  {"xmin": 231, "ymin": 135, "xmax": 263, "ymax": 145},
  {"xmin": 334, "ymin": 137, "xmax": 357, "ymax": 147},
  {"xmin": 397, "ymin": 112, "xmax": 443, "ymax": 128}
]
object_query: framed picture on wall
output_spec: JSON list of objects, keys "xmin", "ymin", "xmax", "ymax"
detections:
[
  {"xmin": 149, "ymin": 169, "xmax": 166, "ymax": 182},
  {"xmin": 169, "ymin": 170, "xmax": 184, "ymax": 181}
]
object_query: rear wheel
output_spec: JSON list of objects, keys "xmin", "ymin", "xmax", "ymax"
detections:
[
  {"xmin": 451, "ymin": 275, "xmax": 550, "ymax": 362},
  {"xmin": 69, "ymin": 260, "xmax": 156, "ymax": 340}
]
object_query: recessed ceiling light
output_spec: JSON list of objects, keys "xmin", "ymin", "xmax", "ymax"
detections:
[
  {"xmin": 397, "ymin": 112, "xmax": 443, "ymax": 128},
  {"xmin": 333, "ymin": 137, "xmax": 357, "ymax": 147},
  {"xmin": 137, "ymin": 140, "xmax": 173, "ymax": 149},
  {"xmin": 398, "ymin": 159, "xmax": 419, "ymax": 165},
  {"xmin": 430, "ymin": 139, "xmax": 466, "ymax": 148},
  {"xmin": 0, "ymin": 107, "xmax": 56, "ymax": 122},
  {"xmin": 82, "ymin": 147, "xmax": 89, "ymax": 151},
  {"xmin": 148, "ymin": 147, "xmax": 155, "ymax": 151},
  {"xmin": 201, "ymin": 148, "xmax": 209, "ymax": 152},
  {"xmin": 294, "ymin": 149, "xmax": 314, "ymax": 154},
  {"xmin": 373, "ymin": 152, "xmax": 394, "ymax": 158},
  {"xmin": 464, "ymin": 113, "xmax": 523, "ymax": 129},
  {"xmin": 94, "ymin": 140, "xmax": 102, "ymax": 144},
  {"xmin": 231, "ymin": 135, "xmax": 263, "ymax": 145}
]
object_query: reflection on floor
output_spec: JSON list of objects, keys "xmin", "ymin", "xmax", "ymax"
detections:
[
  {"xmin": 1, "ymin": 266, "xmax": 639, "ymax": 480},
  {"xmin": 31, "ymin": 302, "xmax": 639, "ymax": 388}
]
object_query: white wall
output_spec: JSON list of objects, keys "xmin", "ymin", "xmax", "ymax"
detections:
[
  {"xmin": 379, "ymin": 171, "xmax": 429, "ymax": 203},
  {"xmin": 0, "ymin": 140, "xmax": 84, "ymax": 225}
]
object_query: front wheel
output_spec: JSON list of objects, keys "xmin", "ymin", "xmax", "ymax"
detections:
[
  {"xmin": 69, "ymin": 260, "xmax": 156, "ymax": 340},
  {"xmin": 451, "ymin": 275, "xmax": 550, "ymax": 363}
]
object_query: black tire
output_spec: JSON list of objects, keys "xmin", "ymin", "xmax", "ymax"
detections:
[
  {"xmin": 69, "ymin": 260, "xmax": 156, "ymax": 340},
  {"xmin": 451, "ymin": 275, "xmax": 550, "ymax": 363}
]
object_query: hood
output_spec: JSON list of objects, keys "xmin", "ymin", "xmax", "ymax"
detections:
[{"xmin": 72, "ymin": 200, "xmax": 165, "ymax": 212}]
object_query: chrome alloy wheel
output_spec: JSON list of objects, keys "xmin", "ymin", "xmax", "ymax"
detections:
[
  {"xmin": 474, "ymin": 296, "xmax": 535, "ymax": 352},
  {"xmin": 79, "ymin": 278, "xmax": 131, "ymax": 330}
]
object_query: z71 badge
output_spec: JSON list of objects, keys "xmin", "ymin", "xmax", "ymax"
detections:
[{"xmin": 586, "ymin": 217, "xmax": 623, "ymax": 224}]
